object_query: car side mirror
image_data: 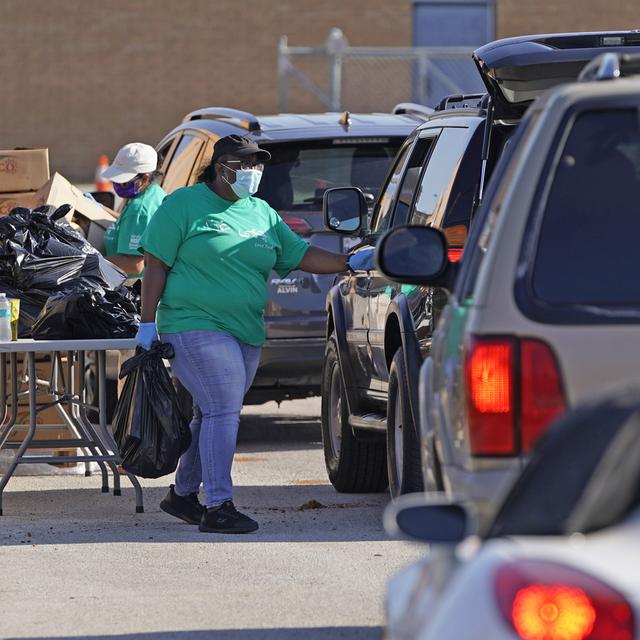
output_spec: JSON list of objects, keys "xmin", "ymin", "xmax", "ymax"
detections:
[
  {"xmin": 376, "ymin": 225, "xmax": 458, "ymax": 290},
  {"xmin": 384, "ymin": 494, "xmax": 474, "ymax": 545},
  {"xmin": 323, "ymin": 187, "xmax": 368, "ymax": 236}
]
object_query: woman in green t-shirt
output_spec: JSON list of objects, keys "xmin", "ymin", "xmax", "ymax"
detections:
[
  {"xmin": 137, "ymin": 135, "xmax": 374, "ymax": 535},
  {"xmin": 102, "ymin": 142, "xmax": 166, "ymax": 277}
]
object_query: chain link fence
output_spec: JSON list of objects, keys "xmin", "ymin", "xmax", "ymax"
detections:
[{"xmin": 278, "ymin": 30, "xmax": 485, "ymax": 114}]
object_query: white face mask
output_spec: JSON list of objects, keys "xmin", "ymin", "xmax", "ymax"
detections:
[{"xmin": 223, "ymin": 167, "xmax": 263, "ymax": 199}]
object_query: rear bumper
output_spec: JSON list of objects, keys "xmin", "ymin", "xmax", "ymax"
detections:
[
  {"xmin": 252, "ymin": 336, "xmax": 325, "ymax": 388},
  {"xmin": 442, "ymin": 458, "xmax": 522, "ymax": 523}
]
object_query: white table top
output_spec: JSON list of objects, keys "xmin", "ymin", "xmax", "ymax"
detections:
[{"xmin": 0, "ymin": 338, "xmax": 137, "ymax": 353}]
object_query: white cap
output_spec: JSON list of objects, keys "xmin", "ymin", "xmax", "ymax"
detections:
[{"xmin": 102, "ymin": 142, "xmax": 158, "ymax": 183}]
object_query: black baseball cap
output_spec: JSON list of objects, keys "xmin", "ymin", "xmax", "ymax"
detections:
[{"xmin": 212, "ymin": 135, "xmax": 271, "ymax": 163}]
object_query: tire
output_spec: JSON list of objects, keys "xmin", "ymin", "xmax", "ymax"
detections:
[
  {"xmin": 84, "ymin": 363, "xmax": 118, "ymax": 425},
  {"xmin": 387, "ymin": 349, "xmax": 424, "ymax": 499},
  {"xmin": 320, "ymin": 336, "xmax": 388, "ymax": 493}
]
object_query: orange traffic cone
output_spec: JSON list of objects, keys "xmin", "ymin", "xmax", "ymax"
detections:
[{"xmin": 94, "ymin": 154, "xmax": 111, "ymax": 191}]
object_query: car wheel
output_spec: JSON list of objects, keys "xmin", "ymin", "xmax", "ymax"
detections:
[
  {"xmin": 84, "ymin": 363, "xmax": 118, "ymax": 425},
  {"xmin": 387, "ymin": 349, "xmax": 424, "ymax": 499},
  {"xmin": 321, "ymin": 336, "xmax": 388, "ymax": 493}
]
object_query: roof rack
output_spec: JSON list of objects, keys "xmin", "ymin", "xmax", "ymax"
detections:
[
  {"xmin": 434, "ymin": 93, "xmax": 486, "ymax": 112},
  {"xmin": 578, "ymin": 52, "xmax": 640, "ymax": 82},
  {"xmin": 392, "ymin": 102, "xmax": 434, "ymax": 119},
  {"xmin": 182, "ymin": 107, "xmax": 261, "ymax": 132}
]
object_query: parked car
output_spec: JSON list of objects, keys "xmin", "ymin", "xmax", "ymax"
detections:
[
  {"xmin": 383, "ymin": 386, "xmax": 640, "ymax": 640},
  {"xmin": 90, "ymin": 106, "xmax": 428, "ymax": 415},
  {"xmin": 320, "ymin": 32, "xmax": 640, "ymax": 497},
  {"xmin": 156, "ymin": 106, "xmax": 429, "ymax": 405},
  {"xmin": 376, "ymin": 50, "xmax": 640, "ymax": 511}
]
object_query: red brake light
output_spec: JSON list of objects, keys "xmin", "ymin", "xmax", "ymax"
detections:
[
  {"xmin": 465, "ymin": 337, "xmax": 516, "ymax": 455},
  {"xmin": 283, "ymin": 216, "xmax": 312, "ymax": 233},
  {"xmin": 495, "ymin": 560, "xmax": 634, "ymax": 640},
  {"xmin": 448, "ymin": 247, "xmax": 464, "ymax": 262},
  {"xmin": 465, "ymin": 336, "xmax": 565, "ymax": 456},
  {"xmin": 520, "ymin": 339, "xmax": 565, "ymax": 452}
]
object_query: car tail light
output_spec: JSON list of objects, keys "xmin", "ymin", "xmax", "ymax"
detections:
[
  {"xmin": 520, "ymin": 340, "xmax": 565, "ymax": 451},
  {"xmin": 444, "ymin": 224, "xmax": 467, "ymax": 263},
  {"xmin": 465, "ymin": 336, "xmax": 565, "ymax": 456},
  {"xmin": 495, "ymin": 560, "xmax": 634, "ymax": 640},
  {"xmin": 465, "ymin": 338, "xmax": 516, "ymax": 455},
  {"xmin": 283, "ymin": 216, "xmax": 312, "ymax": 233}
]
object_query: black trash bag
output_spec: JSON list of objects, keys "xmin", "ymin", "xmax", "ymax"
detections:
[
  {"xmin": 31, "ymin": 285, "xmax": 140, "ymax": 340},
  {"xmin": 0, "ymin": 204, "xmax": 126, "ymax": 291},
  {"xmin": 21, "ymin": 204, "xmax": 96, "ymax": 255},
  {"xmin": 113, "ymin": 343, "xmax": 191, "ymax": 479},
  {"xmin": 79, "ymin": 252, "xmax": 128, "ymax": 290},
  {"xmin": 12, "ymin": 254, "xmax": 87, "ymax": 289}
]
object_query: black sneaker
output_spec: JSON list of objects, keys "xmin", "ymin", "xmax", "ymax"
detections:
[
  {"xmin": 199, "ymin": 500, "xmax": 259, "ymax": 534},
  {"xmin": 160, "ymin": 485, "xmax": 204, "ymax": 525}
]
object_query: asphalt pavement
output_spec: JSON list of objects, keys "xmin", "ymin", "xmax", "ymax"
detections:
[{"xmin": 0, "ymin": 398, "xmax": 422, "ymax": 640}]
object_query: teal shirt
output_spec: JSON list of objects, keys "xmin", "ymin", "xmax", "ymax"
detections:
[
  {"xmin": 139, "ymin": 183, "xmax": 309, "ymax": 346},
  {"xmin": 103, "ymin": 182, "xmax": 166, "ymax": 261}
]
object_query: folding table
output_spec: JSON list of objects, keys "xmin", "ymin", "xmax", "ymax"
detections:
[{"xmin": 0, "ymin": 338, "xmax": 143, "ymax": 515}]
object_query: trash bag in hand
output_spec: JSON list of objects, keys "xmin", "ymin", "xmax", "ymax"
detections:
[
  {"xmin": 31, "ymin": 285, "xmax": 140, "ymax": 339},
  {"xmin": 113, "ymin": 343, "xmax": 191, "ymax": 479}
]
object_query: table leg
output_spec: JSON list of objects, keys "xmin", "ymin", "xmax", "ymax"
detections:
[
  {"xmin": 0, "ymin": 352, "xmax": 38, "ymax": 516},
  {"xmin": 96, "ymin": 350, "xmax": 121, "ymax": 496},
  {"xmin": 71, "ymin": 351, "xmax": 110, "ymax": 492},
  {"xmin": 0, "ymin": 355, "xmax": 19, "ymax": 449},
  {"xmin": 97, "ymin": 350, "xmax": 143, "ymax": 513}
]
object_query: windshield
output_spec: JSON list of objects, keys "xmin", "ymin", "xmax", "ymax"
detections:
[{"xmin": 255, "ymin": 139, "xmax": 404, "ymax": 213}]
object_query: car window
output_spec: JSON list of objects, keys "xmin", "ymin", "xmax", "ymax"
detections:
[
  {"xmin": 410, "ymin": 127, "xmax": 473, "ymax": 227},
  {"xmin": 255, "ymin": 138, "xmax": 403, "ymax": 214},
  {"xmin": 455, "ymin": 112, "xmax": 539, "ymax": 300},
  {"xmin": 391, "ymin": 135, "xmax": 438, "ymax": 227},
  {"xmin": 370, "ymin": 142, "xmax": 413, "ymax": 233},
  {"xmin": 530, "ymin": 109, "xmax": 640, "ymax": 308},
  {"xmin": 161, "ymin": 133, "xmax": 205, "ymax": 194},
  {"xmin": 156, "ymin": 140, "xmax": 174, "ymax": 176}
]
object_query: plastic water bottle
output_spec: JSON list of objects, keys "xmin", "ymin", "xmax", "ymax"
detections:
[{"xmin": 0, "ymin": 294, "xmax": 12, "ymax": 342}]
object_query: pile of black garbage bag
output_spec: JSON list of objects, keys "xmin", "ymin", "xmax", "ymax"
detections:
[
  {"xmin": 0, "ymin": 204, "xmax": 140, "ymax": 339},
  {"xmin": 113, "ymin": 343, "xmax": 191, "ymax": 478}
]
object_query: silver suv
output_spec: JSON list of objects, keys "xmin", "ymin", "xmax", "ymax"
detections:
[{"xmin": 376, "ymin": 50, "xmax": 640, "ymax": 516}]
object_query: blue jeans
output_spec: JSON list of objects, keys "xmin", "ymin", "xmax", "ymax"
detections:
[{"xmin": 161, "ymin": 330, "xmax": 261, "ymax": 507}]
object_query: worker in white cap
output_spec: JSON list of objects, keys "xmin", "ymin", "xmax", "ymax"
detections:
[{"xmin": 102, "ymin": 142, "xmax": 166, "ymax": 277}]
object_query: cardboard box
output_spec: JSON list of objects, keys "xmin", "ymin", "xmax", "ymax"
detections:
[
  {"xmin": 0, "ymin": 191, "xmax": 45, "ymax": 217},
  {"xmin": 35, "ymin": 172, "xmax": 118, "ymax": 253},
  {"xmin": 0, "ymin": 148, "xmax": 50, "ymax": 193}
]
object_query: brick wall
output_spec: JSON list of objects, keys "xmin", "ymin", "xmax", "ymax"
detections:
[
  {"xmin": 497, "ymin": 1, "xmax": 640, "ymax": 37},
  {"xmin": 0, "ymin": 0, "xmax": 411, "ymax": 181},
  {"xmin": 3, "ymin": 0, "xmax": 638, "ymax": 181}
]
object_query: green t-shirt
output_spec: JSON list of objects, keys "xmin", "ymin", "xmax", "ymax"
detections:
[
  {"xmin": 139, "ymin": 183, "xmax": 309, "ymax": 346},
  {"xmin": 103, "ymin": 182, "xmax": 166, "ymax": 260}
]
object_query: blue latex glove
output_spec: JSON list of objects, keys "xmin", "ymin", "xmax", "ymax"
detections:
[
  {"xmin": 347, "ymin": 247, "xmax": 375, "ymax": 272},
  {"xmin": 82, "ymin": 191, "xmax": 105, "ymax": 209},
  {"xmin": 136, "ymin": 322, "xmax": 159, "ymax": 350}
]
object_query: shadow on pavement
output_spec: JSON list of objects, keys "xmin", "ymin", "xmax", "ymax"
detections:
[
  {"xmin": 0, "ymin": 483, "xmax": 391, "ymax": 546},
  {"xmin": 6, "ymin": 628, "xmax": 381, "ymax": 640},
  {"xmin": 237, "ymin": 413, "xmax": 321, "ymax": 445}
]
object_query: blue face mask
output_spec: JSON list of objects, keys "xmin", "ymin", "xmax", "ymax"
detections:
[{"xmin": 223, "ymin": 167, "xmax": 263, "ymax": 199}]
